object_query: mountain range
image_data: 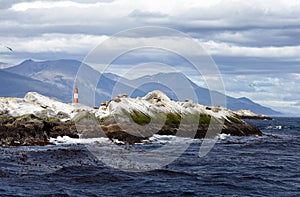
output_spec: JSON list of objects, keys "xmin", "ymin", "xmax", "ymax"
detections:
[{"xmin": 2, "ymin": 59, "xmax": 281, "ymax": 115}]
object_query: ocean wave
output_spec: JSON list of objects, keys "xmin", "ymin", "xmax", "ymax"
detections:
[
  {"xmin": 216, "ymin": 133, "xmax": 231, "ymax": 140},
  {"xmin": 266, "ymin": 125, "xmax": 283, "ymax": 130},
  {"xmin": 49, "ymin": 136, "xmax": 113, "ymax": 145},
  {"xmin": 50, "ymin": 133, "xmax": 232, "ymax": 146},
  {"xmin": 144, "ymin": 135, "xmax": 202, "ymax": 145}
]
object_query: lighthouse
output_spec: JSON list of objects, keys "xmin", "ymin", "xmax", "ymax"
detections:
[{"xmin": 73, "ymin": 87, "xmax": 78, "ymax": 103}]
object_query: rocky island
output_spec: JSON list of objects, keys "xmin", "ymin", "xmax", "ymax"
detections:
[{"xmin": 0, "ymin": 91, "xmax": 267, "ymax": 146}]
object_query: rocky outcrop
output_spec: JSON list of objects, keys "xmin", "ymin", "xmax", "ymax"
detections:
[
  {"xmin": 0, "ymin": 91, "xmax": 266, "ymax": 146},
  {"xmin": 0, "ymin": 114, "xmax": 78, "ymax": 146},
  {"xmin": 93, "ymin": 90, "xmax": 264, "ymax": 140},
  {"xmin": 157, "ymin": 120, "xmax": 262, "ymax": 138},
  {"xmin": 0, "ymin": 113, "xmax": 263, "ymax": 146},
  {"xmin": 234, "ymin": 109, "xmax": 272, "ymax": 120}
]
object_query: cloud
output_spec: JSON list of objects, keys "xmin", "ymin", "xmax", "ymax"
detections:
[
  {"xmin": 5, "ymin": 0, "xmax": 300, "ymax": 32},
  {"xmin": 10, "ymin": 1, "xmax": 114, "ymax": 11},
  {"xmin": 2, "ymin": 0, "xmax": 300, "ymax": 58},
  {"xmin": 204, "ymin": 29, "xmax": 300, "ymax": 48},
  {"xmin": 0, "ymin": 34, "xmax": 107, "ymax": 53},
  {"xmin": 221, "ymin": 73, "xmax": 300, "ymax": 114},
  {"xmin": 129, "ymin": 9, "xmax": 168, "ymax": 18},
  {"xmin": 202, "ymin": 40, "xmax": 300, "ymax": 58},
  {"xmin": 1, "ymin": 0, "xmax": 300, "ymax": 114}
]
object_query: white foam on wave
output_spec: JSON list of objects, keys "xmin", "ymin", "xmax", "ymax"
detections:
[
  {"xmin": 50, "ymin": 133, "xmax": 231, "ymax": 146},
  {"xmin": 216, "ymin": 133, "xmax": 231, "ymax": 140},
  {"xmin": 146, "ymin": 133, "xmax": 230, "ymax": 142},
  {"xmin": 49, "ymin": 136, "xmax": 112, "ymax": 145},
  {"xmin": 145, "ymin": 134, "xmax": 201, "ymax": 144},
  {"xmin": 266, "ymin": 125, "xmax": 282, "ymax": 130}
]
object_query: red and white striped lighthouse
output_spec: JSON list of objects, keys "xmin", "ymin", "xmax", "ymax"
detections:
[{"xmin": 73, "ymin": 87, "xmax": 78, "ymax": 103}]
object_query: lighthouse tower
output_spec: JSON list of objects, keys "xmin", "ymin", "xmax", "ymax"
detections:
[{"xmin": 73, "ymin": 87, "xmax": 78, "ymax": 104}]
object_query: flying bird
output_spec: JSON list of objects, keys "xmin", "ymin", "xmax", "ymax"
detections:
[
  {"xmin": 1, "ymin": 44, "xmax": 13, "ymax": 52},
  {"xmin": 5, "ymin": 46, "xmax": 13, "ymax": 52}
]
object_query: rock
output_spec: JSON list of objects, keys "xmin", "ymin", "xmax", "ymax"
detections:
[
  {"xmin": 156, "ymin": 119, "xmax": 262, "ymax": 139},
  {"xmin": 106, "ymin": 130, "xmax": 147, "ymax": 144},
  {"xmin": 50, "ymin": 124, "xmax": 78, "ymax": 138},
  {"xmin": 0, "ymin": 91, "xmax": 267, "ymax": 146},
  {"xmin": 100, "ymin": 101, "xmax": 109, "ymax": 107},
  {"xmin": 57, "ymin": 111, "xmax": 70, "ymax": 119},
  {"xmin": 0, "ymin": 114, "xmax": 75, "ymax": 146},
  {"xmin": 0, "ymin": 112, "xmax": 264, "ymax": 146},
  {"xmin": 222, "ymin": 120, "xmax": 263, "ymax": 136},
  {"xmin": 212, "ymin": 106, "xmax": 221, "ymax": 113},
  {"xmin": 0, "ymin": 114, "xmax": 15, "ymax": 124},
  {"xmin": 234, "ymin": 109, "xmax": 272, "ymax": 120}
]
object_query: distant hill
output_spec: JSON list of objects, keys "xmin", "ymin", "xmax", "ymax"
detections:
[
  {"xmin": 4, "ymin": 59, "xmax": 281, "ymax": 115},
  {"xmin": 128, "ymin": 72, "xmax": 281, "ymax": 115},
  {"xmin": 0, "ymin": 69, "xmax": 69, "ymax": 101},
  {"xmin": 0, "ymin": 62, "xmax": 11, "ymax": 69},
  {"xmin": 5, "ymin": 59, "xmax": 145, "ymax": 106},
  {"xmin": 6, "ymin": 59, "xmax": 81, "ymax": 90}
]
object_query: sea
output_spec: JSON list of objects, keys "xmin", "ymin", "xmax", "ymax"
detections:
[{"xmin": 0, "ymin": 117, "xmax": 299, "ymax": 196}]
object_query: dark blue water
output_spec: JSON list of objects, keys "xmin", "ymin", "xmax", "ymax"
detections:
[{"xmin": 0, "ymin": 117, "xmax": 299, "ymax": 196}]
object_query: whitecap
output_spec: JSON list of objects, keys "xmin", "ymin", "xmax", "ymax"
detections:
[
  {"xmin": 49, "ymin": 136, "xmax": 112, "ymax": 145},
  {"xmin": 266, "ymin": 125, "xmax": 282, "ymax": 130},
  {"xmin": 216, "ymin": 133, "xmax": 231, "ymax": 140}
]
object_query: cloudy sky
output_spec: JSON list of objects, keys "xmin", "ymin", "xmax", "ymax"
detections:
[{"xmin": 0, "ymin": 0, "xmax": 299, "ymax": 115}]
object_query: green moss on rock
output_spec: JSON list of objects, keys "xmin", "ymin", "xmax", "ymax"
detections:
[
  {"xmin": 165, "ymin": 113, "xmax": 181, "ymax": 124},
  {"xmin": 199, "ymin": 114, "xmax": 211, "ymax": 124},
  {"xmin": 130, "ymin": 110, "xmax": 151, "ymax": 125}
]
